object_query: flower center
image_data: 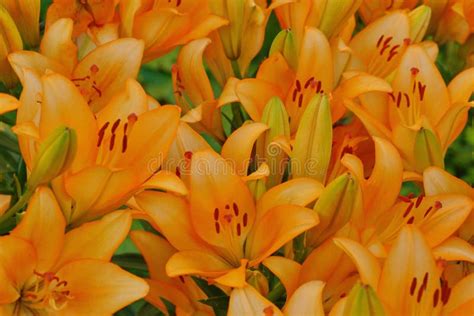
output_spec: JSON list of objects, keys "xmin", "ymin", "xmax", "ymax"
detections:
[
  {"xmin": 21, "ymin": 271, "xmax": 73, "ymax": 312},
  {"xmin": 71, "ymin": 64, "xmax": 102, "ymax": 106}
]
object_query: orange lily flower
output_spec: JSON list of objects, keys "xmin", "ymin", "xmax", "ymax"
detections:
[
  {"xmin": 358, "ymin": 0, "xmax": 418, "ymax": 23},
  {"xmin": 134, "ymin": 149, "xmax": 320, "ymax": 288},
  {"xmin": 46, "ymin": 0, "xmax": 119, "ymax": 38},
  {"xmin": 334, "ymin": 225, "xmax": 474, "ymax": 315},
  {"xmin": 12, "ymin": 73, "xmax": 180, "ymax": 225},
  {"xmin": 9, "ymin": 18, "xmax": 144, "ymax": 113},
  {"xmin": 0, "ymin": 0, "xmax": 40, "ymax": 47},
  {"xmin": 130, "ymin": 230, "xmax": 214, "ymax": 315},
  {"xmin": 119, "ymin": 0, "xmax": 227, "ymax": 62},
  {"xmin": 0, "ymin": 4, "xmax": 22, "ymax": 88},
  {"xmin": 345, "ymin": 46, "xmax": 473, "ymax": 173},
  {"xmin": 172, "ymin": 38, "xmax": 224, "ymax": 140},
  {"xmin": 273, "ymin": 0, "xmax": 361, "ymax": 47},
  {"xmin": 423, "ymin": 166, "xmax": 474, "ymax": 243},
  {"xmin": 425, "ymin": 0, "xmax": 474, "ymax": 44},
  {"xmin": 219, "ymin": 27, "xmax": 391, "ymax": 133},
  {"xmin": 228, "ymin": 280, "xmax": 326, "ymax": 315},
  {"xmin": 0, "ymin": 186, "xmax": 148, "ymax": 314}
]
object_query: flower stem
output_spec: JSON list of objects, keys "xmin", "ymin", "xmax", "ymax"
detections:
[{"xmin": 0, "ymin": 188, "xmax": 33, "ymax": 227}]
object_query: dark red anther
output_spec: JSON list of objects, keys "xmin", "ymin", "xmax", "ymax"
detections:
[
  {"xmin": 396, "ymin": 92, "xmax": 402, "ymax": 107},
  {"xmin": 411, "ymin": 67, "xmax": 420, "ymax": 76},
  {"xmin": 175, "ymin": 167, "xmax": 181, "ymax": 178},
  {"xmin": 236, "ymin": 223, "xmax": 241, "ymax": 236},
  {"xmin": 399, "ymin": 195, "xmax": 412, "ymax": 203},
  {"xmin": 407, "ymin": 216, "xmax": 415, "ymax": 224},
  {"xmin": 214, "ymin": 208, "xmax": 219, "ymax": 221},
  {"xmin": 233, "ymin": 203, "xmax": 239, "ymax": 216},
  {"xmin": 417, "ymin": 283, "xmax": 425, "ymax": 303},
  {"xmin": 433, "ymin": 289, "xmax": 439, "ymax": 307},
  {"xmin": 121, "ymin": 134, "xmax": 128, "ymax": 153},
  {"xmin": 410, "ymin": 277, "xmax": 417, "ymax": 296},
  {"xmin": 422, "ymin": 272, "xmax": 429, "ymax": 289},
  {"xmin": 434, "ymin": 201, "xmax": 442, "ymax": 209},
  {"xmin": 57, "ymin": 280, "xmax": 68, "ymax": 287},
  {"xmin": 97, "ymin": 122, "xmax": 110, "ymax": 147},
  {"xmin": 295, "ymin": 79, "xmax": 302, "ymax": 92},
  {"xmin": 179, "ymin": 276, "xmax": 185, "ymax": 283},
  {"xmin": 388, "ymin": 92, "xmax": 395, "ymax": 102},
  {"xmin": 292, "ymin": 89, "xmax": 298, "ymax": 102},
  {"xmin": 109, "ymin": 134, "xmax": 116, "ymax": 151},
  {"xmin": 415, "ymin": 195, "xmax": 424, "ymax": 208},
  {"xmin": 316, "ymin": 81, "xmax": 322, "ymax": 93},
  {"xmin": 423, "ymin": 206, "xmax": 433, "ymax": 218},
  {"xmin": 387, "ymin": 45, "xmax": 400, "ymax": 62},
  {"xmin": 225, "ymin": 204, "xmax": 230, "ymax": 209},
  {"xmin": 403, "ymin": 202, "xmax": 414, "ymax": 218},
  {"xmin": 215, "ymin": 222, "xmax": 220, "ymax": 234},
  {"xmin": 243, "ymin": 213, "xmax": 248, "ymax": 227},
  {"xmin": 404, "ymin": 93, "xmax": 410, "ymax": 107},
  {"xmin": 376, "ymin": 35, "xmax": 384, "ymax": 48},
  {"xmin": 111, "ymin": 119, "xmax": 121, "ymax": 134},
  {"xmin": 298, "ymin": 94, "xmax": 303, "ymax": 108},
  {"xmin": 340, "ymin": 293, "xmax": 347, "ymax": 298},
  {"xmin": 304, "ymin": 77, "xmax": 314, "ymax": 89},
  {"xmin": 403, "ymin": 38, "xmax": 412, "ymax": 45},
  {"xmin": 418, "ymin": 82, "xmax": 426, "ymax": 101}
]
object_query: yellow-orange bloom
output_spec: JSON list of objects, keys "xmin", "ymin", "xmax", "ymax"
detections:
[
  {"xmin": 119, "ymin": 0, "xmax": 227, "ymax": 62},
  {"xmin": 11, "ymin": 73, "xmax": 180, "ymax": 225},
  {"xmin": 0, "ymin": 4, "xmax": 22, "ymax": 88},
  {"xmin": 134, "ymin": 149, "xmax": 320, "ymax": 287},
  {"xmin": 0, "ymin": 187, "xmax": 148, "ymax": 314}
]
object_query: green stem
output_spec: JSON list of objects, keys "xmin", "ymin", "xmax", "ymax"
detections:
[
  {"xmin": 231, "ymin": 102, "xmax": 244, "ymax": 130},
  {"xmin": 231, "ymin": 60, "xmax": 242, "ymax": 79},
  {"xmin": 0, "ymin": 188, "xmax": 33, "ymax": 226},
  {"xmin": 267, "ymin": 281, "xmax": 285, "ymax": 302}
]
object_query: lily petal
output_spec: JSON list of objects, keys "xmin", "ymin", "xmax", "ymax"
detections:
[
  {"xmin": 246, "ymin": 204, "xmax": 319, "ymax": 265},
  {"xmin": 283, "ymin": 281, "xmax": 325, "ymax": 316},
  {"xmin": 432, "ymin": 237, "xmax": 474, "ymax": 262},
  {"xmin": 11, "ymin": 187, "xmax": 65, "ymax": 272},
  {"xmin": 442, "ymin": 273, "xmax": 474, "ymax": 316},
  {"xmin": 229, "ymin": 285, "xmax": 283, "ymax": 316},
  {"xmin": 57, "ymin": 259, "xmax": 149, "ymax": 315},
  {"xmin": 53, "ymin": 211, "xmax": 132, "ymax": 271},
  {"xmin": 140, "ymin": 170, "xmax": 188, "ymax": 196},
  {"xmin": 166, "ymin": 250, "xmax": 234, "ymax": 278},
  {"xmin": 0, "ymin": 93, "xmax": 19, "ymax": 115},
  {"xmin": 263, "ymin": 256, "xmax": 301, "ymax": 299}
]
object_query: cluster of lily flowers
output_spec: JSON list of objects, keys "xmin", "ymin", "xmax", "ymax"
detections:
[{"xmin": 0, "ymin": 0, "xmax": 473, "ymax": 315}]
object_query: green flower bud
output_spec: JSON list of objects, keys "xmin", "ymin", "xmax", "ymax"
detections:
[
  {"xmin": 343, "ymin": 282, "xmax": 386, "ymax": 316},
  {"xmin": 414, "ymin": 127, "xmax": 444, "ymax": 173},
  {"xmin": 291, "ymin": 94, "xmax": 332, "ymax": 183},
  {"xmin": 409, "ymin": 5, "xmax": 432, "ymax": 43},
  {"xmin": 28, "ymin": 126, "xmax": 77, "ymax": 189},
  {"xmin": 270, "ymin": 29, "xmax": 298, "ymax": 70}
]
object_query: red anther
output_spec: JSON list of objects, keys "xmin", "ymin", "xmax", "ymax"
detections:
[
  {"xmin": 214, "ymin": 208, "xmax": 219, "ymax": 221},
  {"xmin": 128, "ymin": 113, "xmax": 138, "ymax": 124},
  {"xmin": 184, "ymin": 151, "xmax": 193, "ymax": 160},
  {"xmin": 90, "ymin": 64, "xmax": 99, "ymax": 73},
  {"xmin": 243, "ymin": 213, "xmax": 248, "ymax": 227}
]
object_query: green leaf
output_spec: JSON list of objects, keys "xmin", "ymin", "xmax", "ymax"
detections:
[{"xmin": 192, "ymin": 276, "xmax": 229, "ymax": 315}]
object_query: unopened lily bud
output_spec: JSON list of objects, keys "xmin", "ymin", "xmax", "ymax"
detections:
[
  {"xmin": 247, "ymin": 178, "xmax": 266, "ymax": 201},
  {"xmin": 0, "ymin": 0, "xmax": 39, "ymax": 48},
  {"xmin": 246, "ymin": 270, "xmax": 269, "ymax": 296},
  {"xmin": 318, "ymin": 0, "xmax": 362, "ymax": 38},
  {"xmin": 414, "ymin": 127, "xmax": 444, "ymax": 173},
  {"xmin": 343, "ymin": 282, "xmax": 386, "ymax": 315},
  {"xmin": 291, "ymin": 94, "xmax": 332, "ymax": 183},
  {"xmin": 270, "ymin": 29, "xmax": 298, "ymax": 70},
  {"xmin": 28, "ymin": 126, "xmax": 77, "ymax": 189},
  {"xmin": 409, "ymin": 5, "xmax": 432, "ymax": 43},
  {"xmin": 0, "ymin": 5, "xmax": 22, "ymax": 88},
  {"xmin": 256, "ymin": 97, "xmax": 290, "ymax": 188},
  {"xmin": 307, "ymin": 173, "xmax": 361, "ymax": 246},
  {"xmin": 210, "ymin": 0, "xmax": 246, "ymax": 60}
]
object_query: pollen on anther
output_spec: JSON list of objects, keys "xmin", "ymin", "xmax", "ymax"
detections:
[
  {"xmin": 214, "ymin": 208, "xmax": 219, "ymax": 221},
  {"xmin": 236, "ymin": 223, "xmax": 241, "ymax": 236},
  {"xmin": 215, "ymin": 222, "xmax": 220, "ymax": 234},
  {"xmin": 243, "ymin": 213, "xmax": 248, "ymax": 227},
  {"xmin": 90, "ymin": 64, "xmax": 99, "ymax": 73},
  {"xmin": 410, "ymin": 67, "xmax": 420, "ymax": 76},
  {"xmin": 410, "ymin": 277, "xmax": 417, "ymax": 296}
]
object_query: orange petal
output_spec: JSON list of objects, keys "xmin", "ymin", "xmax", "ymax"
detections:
[
  {"xmin": 11, "ymin": 187, "xmax": 65, "ymax": 272},
  {"xmin": 442, "ymin": 273, "xmax": 474, "ymax": 315},
  {"xmin": 432, "ymin": 237, "xmax": 474, "ymax": 262},
  {"xmin": 40, "ymin": 18, "xmax": 77, "ymax": 74},
  {"xmin": 166, "ymin": 250, "xmax": 234, "ymax": 278},
  {"xmin": 53, "ymin": 211, "xmax": 132, "ymax": 271},
  {"xmin": 263, "ymin": 256, "xmax": 301, "ymax": 299},
  {"xmin": 256, "ymin": 178, "xmax": 324, "ymax": 221},
  {"xmin": 333, "ymin": 238, "xmax": 381, "ymax": 290},
  {"xmin": 8, "ymin": 51, "xmax": 68, "ymax": 82},
  {"xmin": 228, "ymin": 285, "xmax": 283, "ymax": 316},
  {"xmin": 435, "ymin": 103, "xmax": 470, "ymax": 152},
  {"xmin": 214, "ymin": 259, "xmax": 248, "ymax": 288},
  {"xmin": 40, "ymin": 73, "xmax": 98, "ymax": 173},
  {"xmin": 0, "ymin": 93, "xmax": 19, "ymax": 115},
  {"xmin": 145, "ymin": 279, "xmax": 194, "ymax": 314},
  {"xmin": 221, "ymin": 122, "xmax": 269, "ymax": 176},
  {"xmin": 72, "ymin": 38, "xmax": 144, "ymax": 112},
  {"xmin": 447, "ymin": 67, "xmax": 474, "ymax": 104},
  {"xmin": 130, "ymin": 230, "xmax": 176, "ymax": 281},
  {"xmin": 0, "ymin": 236, "xmax": 36, "ymax": 304},
  {"xmin": 57, "ymin": 259, "xmax": 149, "ymax": 315},
  {"xmin": 134, "ymin": 190, "xmax": 208, "ymax": 252},
  {"xmin": 283, "ymin": 281, "xmax": 325, "ymax": 316},
  {"xmin": 423, "ymin": 166, "xmax": 474, "ymax": 198},
  {"xmin": 378, "ymin": 226, "xmax": 441, "ymax": 315},
  {"xmin": 140, "ymin": 170, "xmax": 188, "ymax": 196},
  {"xmin": 246, "ymin": 205, "xmax": 319, "ymax": 265}
]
